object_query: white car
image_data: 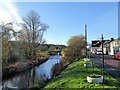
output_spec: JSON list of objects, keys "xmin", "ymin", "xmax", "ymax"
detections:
[{"xmin": 96, "ymin": 50, "xmax": 102, "ymax": 55}]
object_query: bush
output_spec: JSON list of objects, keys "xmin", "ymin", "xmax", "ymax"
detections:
[
  {"xmin": 7, "ymin": 55, "xmax": 19, "ymax": 64},
  {"xmin": 29, "ymin": 75, "xmax": 49, "ymax": 89},
  {"xmin": 51, "ymin": 61, "xmax": 64, "ymax": 78}
]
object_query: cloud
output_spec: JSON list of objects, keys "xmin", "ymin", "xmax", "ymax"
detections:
[
  {"xmin": 0, "ymin": 0, "xmax": 23, "ymax": 33},
  {"xmin": 0, "ymin": 0, "xmax": 22, "ymax": 23}
]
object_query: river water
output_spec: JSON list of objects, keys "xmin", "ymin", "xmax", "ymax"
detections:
[{"xmin": 1, "ymin": 55, "xmax": 61, "ymax": 89}]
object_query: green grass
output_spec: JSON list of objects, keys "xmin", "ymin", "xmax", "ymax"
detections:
[{"xmin": 44, "ymin": 59, "xmax": 120, "ymax": 88}]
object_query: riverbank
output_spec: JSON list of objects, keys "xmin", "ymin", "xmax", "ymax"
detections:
[
  {"xmin": 44, "ymin": 59, "xmax": 120, "ymax": 88},
  {"xmin": 2, "ymin": 55, "xmax": 49, "ymax": 80}
]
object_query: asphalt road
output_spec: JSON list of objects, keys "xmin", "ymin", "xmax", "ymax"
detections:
[
  {"xmin": 90, "ymin": 54, "xmax": 120, "ymax": 81},
  {"xmin": 91, "ymin": 54, "xmax": 115, "ymax": 61}
]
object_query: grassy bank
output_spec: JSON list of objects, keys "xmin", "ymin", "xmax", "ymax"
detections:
[{"xmin": 44, "ymin": 59, "xmax": 120, "ymax": 88}]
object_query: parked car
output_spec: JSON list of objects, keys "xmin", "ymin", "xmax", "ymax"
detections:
[
  {"xmin": 92, "ymin": 50, "xmax": 96, "ymax": 54},
  {"xmin": 114, "ymin": 51, "xmax": 120, "ymax": 59},
  {"xmin": 96, "ymin": 49, "xmax": 102, "ymax": 55}
]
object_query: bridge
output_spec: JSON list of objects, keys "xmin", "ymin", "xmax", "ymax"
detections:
[{"xmin": 48, "ymin": 50, "xmax": 61, "ymax": 55}]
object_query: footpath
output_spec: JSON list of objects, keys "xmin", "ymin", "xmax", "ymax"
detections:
[{"xmin": 90, "ymin": 58, "xmax": 120, "ymax": 81}]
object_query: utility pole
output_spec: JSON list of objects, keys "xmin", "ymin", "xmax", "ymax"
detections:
[
  {"xmin": 101, "ymin": 34, "xmax": 104, "ymax": 83},
  {"xmin": 85, "ymin": 25, "xmax": 87, "ymax": 59}
]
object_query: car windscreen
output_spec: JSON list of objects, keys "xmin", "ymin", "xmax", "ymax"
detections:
[{"xmin": 97, "ymin": 50, "xmax": 102, "ymax": 52}]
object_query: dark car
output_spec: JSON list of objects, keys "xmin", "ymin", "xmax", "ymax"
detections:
[{"xmin": 114, "ymin": 51, "xmax": 120, "ymax": 59}]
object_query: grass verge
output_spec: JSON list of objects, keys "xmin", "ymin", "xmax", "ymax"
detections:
[{"xmin": 44, "ymin": 59, "xmax": 120, "ymax": 88}]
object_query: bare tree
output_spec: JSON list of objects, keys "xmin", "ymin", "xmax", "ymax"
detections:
[
  {"xmin": 0, "ymin": 22, "xmax": 17, "ymax": 65},
  {"xmin": 20, "ymin": 10, "xmax": 49, "ymax": 57}
]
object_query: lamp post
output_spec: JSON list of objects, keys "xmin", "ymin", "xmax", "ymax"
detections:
[
  {"xmin": 101, "ymin": 34, "xmax": 104, "ymax": 83},
  {"xmin": 85, "ymin": 25, "xmax": 87, "ymax": 59}
]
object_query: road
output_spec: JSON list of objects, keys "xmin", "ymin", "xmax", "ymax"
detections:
[{"xmin": 90, "ymin": 54, "xmax": 120, "ymax": 81}]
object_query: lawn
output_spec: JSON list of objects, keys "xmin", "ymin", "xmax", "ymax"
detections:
[{"xmin": 44, "ymin": 59, "xmax": 120, "ymax": 88}]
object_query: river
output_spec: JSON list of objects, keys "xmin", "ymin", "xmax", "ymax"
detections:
[{"xmin": 1, "ymin": 55, "xmax": 61, "ymax": 89}]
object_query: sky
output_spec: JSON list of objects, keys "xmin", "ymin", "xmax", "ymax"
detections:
[{"xmin": 0, "ymin": 0, "xmax": 118, "ymax": 45}]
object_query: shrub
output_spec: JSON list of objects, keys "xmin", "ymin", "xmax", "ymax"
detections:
[
  {"xmin": 51, "ymin": 61, "xmax": 64, "ymax": 78},
  {"xmin": 8, "ymin": 55, "xmax": 19, "ymax": 64}
]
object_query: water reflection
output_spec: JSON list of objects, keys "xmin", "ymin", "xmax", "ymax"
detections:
[
  {"xmin": 35, "ymin": 55, "xmax": 61, "ymax": 79},
  {"xmin": 2, "ymin": 55, "xmax": 61, "ymax": 89},
  {"xmin": 2, "ymin": 70, "xmax": 30, "ymax": 89}
]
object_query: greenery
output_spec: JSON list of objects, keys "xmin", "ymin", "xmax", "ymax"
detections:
[
  {"xmin": 51, "ymin": 61, "xmax": 64, "ymax": 78},
  {"xmin": 44, "ymin": 59, "xmax": 120, "ymax": 88},
  {"xmin": 29, "ymin": 78, "xmax": 48, "ymax": 89},
  {"xmin": 1, "ymin": 10, "xmax": 49, "ymax": 66},
  {"xmin": 2, "ymin": 55, "xmax": 48, "ymax": 79},
  {"xmin": 63, "ymin": 35, "xmax": 85, "ymax": 63},
  {"xmin": 50, "ymin": 35, "xmax": 86, "ymax": 79},
  {"xmin": 0, "ymin": 9, "xmax": 67, "ymax": 81},
  {"xmin": 88, "ymin": 74, "xmax": 102, "ymax": 78}
]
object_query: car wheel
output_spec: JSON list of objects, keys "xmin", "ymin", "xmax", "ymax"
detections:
[{"xmin": 118, "ymin": 57, "xmax": 120, "ymax": 60}]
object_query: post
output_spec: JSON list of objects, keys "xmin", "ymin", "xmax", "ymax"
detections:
[
  {"xmin": 0, "ymin": 32, "xmax": 2, "ymax": 89},
  {"xmin": 89, "ymin": 44, "xmax": 90, "ymax": 58},
  {"xmin": 101, "ymin": 34, "xmax": 104, "ymax": 83},
  {"xmin": 85, "ymin": 25, "xmax": 87, "ymax": 59}
]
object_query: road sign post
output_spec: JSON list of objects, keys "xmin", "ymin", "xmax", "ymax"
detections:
[{"xmin": 101, "ymin": 34, "xmax": 104, "ymax": 83}]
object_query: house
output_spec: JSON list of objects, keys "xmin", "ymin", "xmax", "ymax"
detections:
[
  {"xmin": 91, "ymin": 40, "xmax": 103, "ymax": 53},
  {"xmin": 109, "ymin": 39, "xmax": 120, "ymax": 55},
  {"xmin": 91, "ymin": 40, "xmax": 101, "ymax": 53},
  {"xmin": 100, "ymin": 40, "xmax": 111, "ymax": 55},
  {"xmin": 91, "ymin": 38, "xmax": 120, "ymax": 55},
  {"xmin": 91, "ymin": 39, "xmax": 113, "ymax": 55}
]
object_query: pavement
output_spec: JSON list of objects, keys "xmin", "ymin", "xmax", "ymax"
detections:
[{"xmin": 90, "ymin": 54, "xmax": 120, "ymax": 81}]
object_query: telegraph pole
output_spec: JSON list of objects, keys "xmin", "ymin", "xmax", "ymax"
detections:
[
  {"xmin": 101, "ymin": 34, "xmax": 104, "ymax": 83},
  {"xmin": 85, "ymin": 25, "xmax": 87, "ymax": 59}
]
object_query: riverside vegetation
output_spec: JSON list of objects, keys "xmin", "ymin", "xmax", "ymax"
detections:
[
  {"xmin": 1, "ymin": 10, "xmax": 66, "ymax": 80},
  {"xmin": 2, "ymin": 52, "xmax": 49, "ymax": 79},
  {"xmin": 28, "ymin": 35, "xmax": 86, "ymax": 89},
  {"xmin": 1, "ymin": 10, "xmax": 49, "ymax": 79}
]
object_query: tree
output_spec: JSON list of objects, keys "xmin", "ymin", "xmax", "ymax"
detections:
[
  {"xmin": 63, "ymin": 35, "xmax": 85, "ymax": 63},
  {"xmin": 0, "ymin": 22, "xmax": 17, "ymax": 65},
  {"xmin": 20, "ymin": 10, "xmax": 49, "ymax": 57}
]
